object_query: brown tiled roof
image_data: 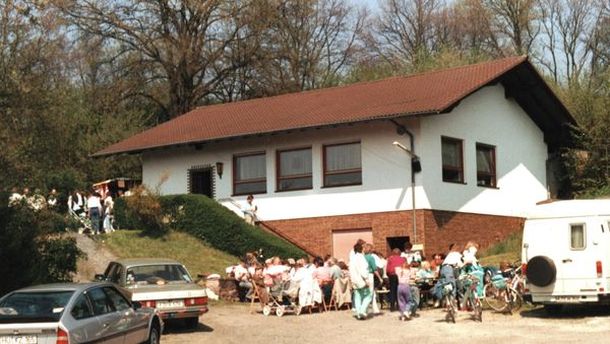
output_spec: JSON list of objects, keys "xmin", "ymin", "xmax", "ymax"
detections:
[{"xmin": 94, "ymin": 56, "xmax": 547, "ymax": 156}]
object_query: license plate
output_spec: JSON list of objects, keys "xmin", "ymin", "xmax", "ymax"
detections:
[
  {"xmin": 156, "ymin": 300, "xmax": 184, "ymax": 309},
  {"xmin": 0, "ymin": 336, "xmax": 38, "ymax": 344},
  {"xmin": 552, "ymin": 296, "xmax": 580, "ymax": 303}
]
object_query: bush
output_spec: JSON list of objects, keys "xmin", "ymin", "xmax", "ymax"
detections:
[
  {"xmin": 117, "ymin": 185, "xmax": 168, "ymax": 237},
  {"xmin": 0, "ymin": 204, "xmax": 84, "ymax": 295},
  {"xmin": 114, "ymin": 193, "xmax": 305, "ymax": 259}
]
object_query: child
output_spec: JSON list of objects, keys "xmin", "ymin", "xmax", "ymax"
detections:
[{"xmin": 395, "ymin": 262, "xmax": 416, "ymax": 320}]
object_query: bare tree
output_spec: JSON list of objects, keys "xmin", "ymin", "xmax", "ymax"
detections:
[
  {"xmin": 373, "ymin": 0, "xmax": 444, "ymax": 69},
  {"xmin": 537, "ymin": 0, "xmax": 600, "ymax": 86},
  {"xmin": 444, "ymin": 0, "xmax": 502, "ymax": 57},
  {"xmin": 484, "ymin": 0, "xmax": 540, "ymax": 55},
  {"xmin": 57, "ymin": 0, "xmax": 256, "ymax": 120},
  {"xmin": 249, "ymin": 0, "xmax": 366, "ymax": 94}
]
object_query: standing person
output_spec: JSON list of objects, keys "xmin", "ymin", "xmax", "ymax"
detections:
[
  {"xmin": 386, "ymin": 248, "xmax": 406, "ymax": 311},
  {"xmin": 349, "ymin": 242, "xmax": 372, "ymax": 320},
  {"xmin": 8, "ymin": 187, "xmax": 22, "ymax": 207},
  {"xmin": 396, "ymin": 261, "xmax": 416, "ymax": 320},
  {"xmin": 401, "ymin": 242, "xmax": 414, "ymax": 264},
  {"xmin": 87, "ymin": 191, "xmax": 102, "ymax": 235},
  {"xmin": 364, "ymin": 243, "xmax": 381, "ymax": 315},
  {"xmin": 103, "ymin": 193, "xmax": 115, "ymax": 233},
  {"xmin": 243, "ymin": 195, "xmax": 258, "ymax": 225},
  {"xmin": 47, "ymin": 189, "xmax": 58, "ymax": 209}
]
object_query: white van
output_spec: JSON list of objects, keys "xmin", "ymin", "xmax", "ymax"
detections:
[{"xmin": 522, "ymin": 199, "xmax": 610, "ymax": 312}]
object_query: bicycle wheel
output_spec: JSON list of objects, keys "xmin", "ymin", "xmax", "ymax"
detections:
[
  {"xmin": 444, "ymin": 294, "xmax": 457, "ymax": 323},
  {"xmin": 506, "ymin": 287, "xmax": 523, "ymax": 313},
  {"xmin": 484, "ymin": 283, "xmax": 508, "ymax": 312},
  {"xmin": 473, "ymin": 297, "xmax": 483, "ymax": 322}
]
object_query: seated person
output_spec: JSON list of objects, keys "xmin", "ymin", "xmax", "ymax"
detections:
[
  {"xmin": 312, "ymin": 256, "xmax": 333, "ymax": 303},
  {"xmin": 416, "ymin": 261, "xmax": 435, "ymax": 281}
]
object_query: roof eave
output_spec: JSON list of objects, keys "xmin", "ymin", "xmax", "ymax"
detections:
[{"xmin": 91, "ymin": 110, "xmax": 441, "ymax": 158}]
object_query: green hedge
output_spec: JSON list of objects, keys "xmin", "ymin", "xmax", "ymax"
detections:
[{"xmin": 114, "ymin": 194, "xmax": 305, "ymax": 259}]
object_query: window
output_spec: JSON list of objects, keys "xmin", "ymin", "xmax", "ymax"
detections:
[
  {"xmin": 476, "ymin": 143, "xmax": 496, "ymax": 187},
  {"xmin": 233, "ymin": 152, "xmax": 266, "ymax": 195},
  {"xmin": 87, "ymin": 288, "xmax": 114, "ymax": 315},
  {"xmin": 104, "ymin": 287, "xmax": 130, "ymax": 311},
  {"xmin": 277, "ymin": 148, "xmax": 312, "ymax": 191},
  {"xmin": 323, "ymin": 142, "xmax": 362, "ymax": 187},
  {"xmin": 570, "ymin": 224, "xmax": 585, "ymax": 249},
  {"xmin": 71, "ymin": 294, "xmax": 93, "ymax": 320},
  {"xmin": 441, "ymin": 137, "xmax": 464, "ymax": 183}
]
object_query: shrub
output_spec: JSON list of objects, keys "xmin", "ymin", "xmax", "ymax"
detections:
[
  {"xmin": 114, "ymin": 194, "xmax": 305, "ymax": 259},
  {"xmin": 119, "ymin": 185, "xmax": 168, "ymax": 237},
  {"xmin": 0, "ymin": 204, "xmax": 84, "ymax": 295}
]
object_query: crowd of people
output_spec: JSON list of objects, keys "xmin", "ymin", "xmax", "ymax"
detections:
[
  {"xmin": 226, "ymin": 239, "xmax": 483, "ymax": 321},
  {"xmin": 8, "ymin": 187, "xmax": 59, "ymax": 211},
  {"xmin": 8, "ymin": 186, "xmax": 117, "ymax": 235}
]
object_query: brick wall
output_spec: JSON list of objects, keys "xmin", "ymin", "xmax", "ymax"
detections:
[
  {"xmin": 421, "ymin": 209, "xmax": 525, "ymax": 256},
  {"xmin": 262, "ymin": 209, "xmax": 524, "ymax": 258}
]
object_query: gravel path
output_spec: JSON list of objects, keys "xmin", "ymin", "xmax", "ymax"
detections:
[
  {"xmin": 73, "ymin": 233, "xmax": 117, "ymax": 282},
  {"xmin": 162, "ymin": 303, "xmax": 610, "ymax": 344}
]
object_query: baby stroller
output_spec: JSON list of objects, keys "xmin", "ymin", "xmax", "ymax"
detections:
[
  {"xmin": 252, "ymin": 279, "xmax": 302, "ymax": 317},
  {"xmin": 68, "ymin": 208, "xmax": 92, "ymax": 234},
  {"xmin": 260, "ymin": 278, "xmax": 302, "ymax": 317}
]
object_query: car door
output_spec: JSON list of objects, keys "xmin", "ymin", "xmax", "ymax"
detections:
[
  {"xmin": 68, "ymin": 292, "xmax": 102, "ymax": 343},
  {"xmin": 87, "ymin": 287, "xmax": 124, "ymax": 344},
  {"xmin": 104, "ymin": 286, "xmax": 149, "ymax": 344}
]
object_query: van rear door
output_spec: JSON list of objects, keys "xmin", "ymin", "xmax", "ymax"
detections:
[{"xmin": 558, "ymin": 220, "xmax": 601, "ymax": 297}]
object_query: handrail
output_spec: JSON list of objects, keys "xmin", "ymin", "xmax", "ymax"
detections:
[
  {"xmin": 218, "ymin": 197, "xmax": 316, "ymax": 257},
  {"xmin": 256, "ymin": 220, "xmax": 317, "ymax": 257}
]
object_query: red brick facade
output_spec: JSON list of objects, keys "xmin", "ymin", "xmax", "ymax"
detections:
[{"xmin": 263, "ymin": 209, "xmax": 524, "ymax": 258}]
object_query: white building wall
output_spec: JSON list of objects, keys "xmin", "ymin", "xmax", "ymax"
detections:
[
  {"xmin": 142, "ymin": 84, "xmax": 548, "ymax": 221},
  {"xmin": 418, "ymin": 84, "xmax": 549, "ymax": 216}
]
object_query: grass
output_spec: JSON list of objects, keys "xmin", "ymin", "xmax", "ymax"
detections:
[
  {"xmin": 101, "ymin": 230, "xmax": 240, "ymax": 276},
  {"xmin": 479, "ymin": 231, "xmax": 522, "ymax": 267}
]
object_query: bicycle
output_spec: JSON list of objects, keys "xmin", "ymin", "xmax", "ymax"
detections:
[
  {"xmin": 440, "ymin": 281, "xmax": 458, "ymax": 323},
  {"xmin": 459, "ymin": 273, "xmax": 483, "ymax": 322},
  {"xmin": 484, "ymin": 270, "xmax": 523, "ymax": 314}
]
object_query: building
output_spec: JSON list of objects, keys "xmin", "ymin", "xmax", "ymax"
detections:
[{"xmin": 94, "ymin": 56, "xmax": 575, "ymax": 259}]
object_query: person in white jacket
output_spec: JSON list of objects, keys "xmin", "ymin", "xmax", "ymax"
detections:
[{"xmin": 349, "ymin": 242, "xmax": 372, "ymax": 320}]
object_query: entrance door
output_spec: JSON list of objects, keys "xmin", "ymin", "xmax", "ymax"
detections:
[
  {"xmin": 189, "ymin": 168, "xmax": 213, "ymax": 197},
  {"xmin": 332, "ymin": 229, "xmax": 373, "ymax": 262}
]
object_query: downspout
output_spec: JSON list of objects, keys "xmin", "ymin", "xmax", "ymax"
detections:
[{"xmin": 390, "ymin": 119, "xmax": 418, "ymax": 243}]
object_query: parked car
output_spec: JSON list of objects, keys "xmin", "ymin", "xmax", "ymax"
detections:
[
  {"xmin": 97, "ymin": 258, "xmax": 208, "ymax": 328},
  {"xmin": 0, "ymin": 282, "xmax": 162, "ymax": 344},
  {"xmin": 522, "ymin": 199, "xmax": 610, "ymax": 313}
]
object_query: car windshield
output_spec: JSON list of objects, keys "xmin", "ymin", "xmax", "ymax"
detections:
[
  {"xmin": 126, "ymin": 264, "xmax": 193, "ymax": 285},
  {"xmin": 0, "ymin": 291, "xmax": 74, "ymax": 323}
]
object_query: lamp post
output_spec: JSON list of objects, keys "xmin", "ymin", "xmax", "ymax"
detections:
[{"xmin": 393, "ymin": 141, "xmax": 421, "ymax": 243}]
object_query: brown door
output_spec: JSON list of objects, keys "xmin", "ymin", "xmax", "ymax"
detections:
[{"xmin": 332, "ymin": 229, "xmax": 373, "ymax": 262}]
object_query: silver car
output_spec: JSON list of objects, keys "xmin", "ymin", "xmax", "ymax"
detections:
[
  {"xmin": 97, "ymin": 259, "xmax": 208, "ymax": 329},
  {"xmin": 0, "ymin": 282, "xmax": 162, "ymax": 344}
]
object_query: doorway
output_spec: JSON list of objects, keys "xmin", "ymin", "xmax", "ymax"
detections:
[
  {"xmin": 189, "ymin": 167, "xmax": 213, "ymax": 197},
  {"xmin": 386, "ymin": 236, "xmax": 410, "ymax": 253}
]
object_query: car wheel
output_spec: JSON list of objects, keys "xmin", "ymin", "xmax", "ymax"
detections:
[
  {"xmin": 145, "ymin": 325, "xmax": 160, "ymax": 344},
  {"xmin": 185, "ymin": 317, "xmax": 199, "ymax": 329},
  {"xmin": 526, "ymin": 256, "xmax": 556, "ymax": 287}
]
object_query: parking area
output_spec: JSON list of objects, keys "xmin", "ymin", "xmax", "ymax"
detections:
[{"xmin": 163, "ymin": 303, "xmax": 610, "ymax": 344}]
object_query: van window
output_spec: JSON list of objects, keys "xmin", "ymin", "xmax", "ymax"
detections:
[{"xmin": 570, "ymin": 224, "xmax": 586, "ymax": 249}]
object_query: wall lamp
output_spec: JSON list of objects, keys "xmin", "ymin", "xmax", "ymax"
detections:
[{"xmin": 215, "ymin": 162, "xmax": 224, "ymax": 179}]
